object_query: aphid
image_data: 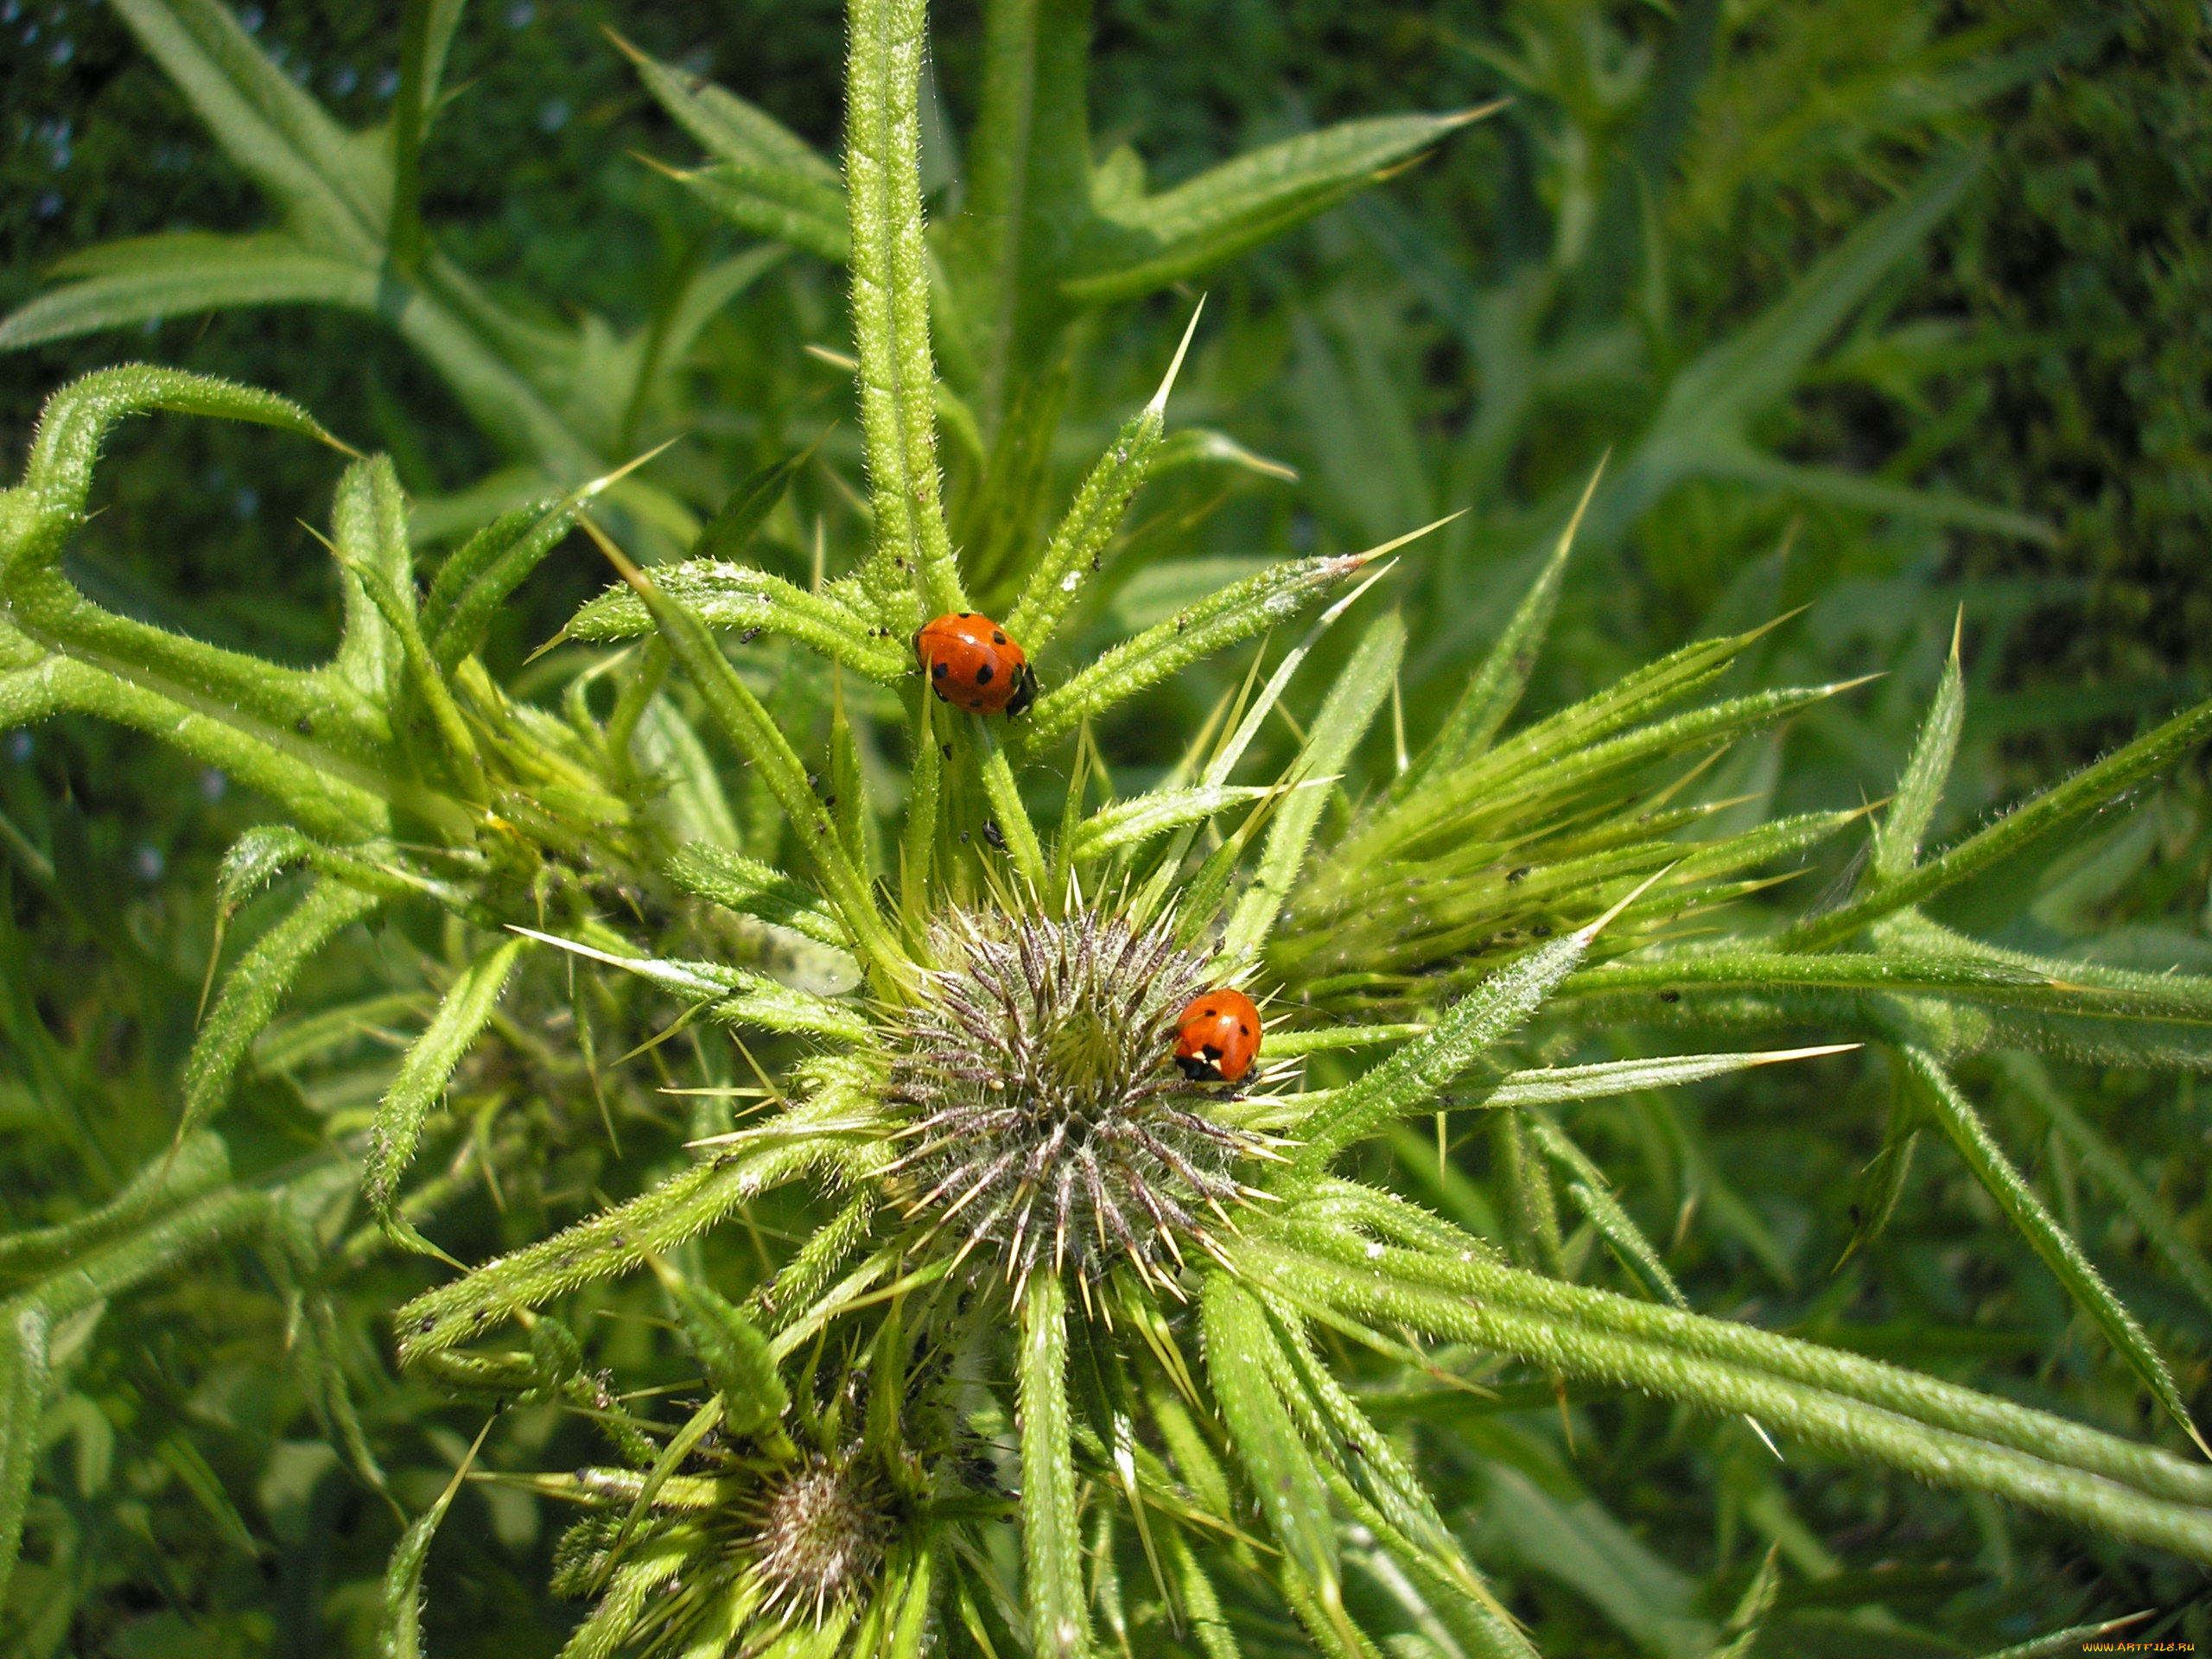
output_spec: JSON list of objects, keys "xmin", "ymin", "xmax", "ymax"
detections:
[
  {"xmin": 1173, "ymin": 988, "xmax": 1262, "ymax": 1084},
  {"xmin": 912, "ymin": 612, "xmax": 1035, "ymax": 715}
]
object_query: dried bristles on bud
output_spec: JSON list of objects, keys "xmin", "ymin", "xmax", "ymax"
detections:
[
  {"xmin": 747, "ymin": 1453, "xmax": 890, "ymax": 1624},
  {"xmin": 887, "ymin": 908, "xmax": 1262, "ymax": 1294}
]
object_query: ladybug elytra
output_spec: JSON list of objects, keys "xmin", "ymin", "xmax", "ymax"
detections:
[
  {"xmin": 913, "ymin": 612, "xmax": 1035, "ymax": 715},
  {"xmin": 1173, "ymin": 988, "xmax": 1262, "ymax": 1084}
]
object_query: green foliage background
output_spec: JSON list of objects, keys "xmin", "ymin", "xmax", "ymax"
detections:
[{"xmin": 3, "ymin": 0, "xmax": 2211, "ymax": 1654}]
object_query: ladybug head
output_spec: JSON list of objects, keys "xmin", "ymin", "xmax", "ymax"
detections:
[{"xmin": 1002, "ymin": 664, "xmax": 1037, "ymax": 717}]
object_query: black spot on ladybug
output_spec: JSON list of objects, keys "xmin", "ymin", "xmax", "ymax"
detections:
[
  {"xmin": 1239, "ymin": 1023, "xmax": 1251, "ymax": 1036},
  {"xmin": 975, "ymin": 663, "xmax": 994, "ymax": 684},
  {"xmin": 992, "ymin": 631, "xmax": 1006, "ymax": 644},
  {"xmin": 932, "ymin": 661, "xmax": 949, "ymax": 679},
  {"xmin": 957, "ymin": 611, "xmax": 973, "ymax": 618}
]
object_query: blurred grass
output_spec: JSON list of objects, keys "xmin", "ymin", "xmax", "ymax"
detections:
[{"xmin": 3, "ymin": 0, "xmax": 2211, "ymax": 1652}]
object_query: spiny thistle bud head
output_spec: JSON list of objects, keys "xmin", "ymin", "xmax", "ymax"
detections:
[
  {"xmin": 886, "ymin": 907, "xmax": 1264, "ymax": 1294},
  {"xmin": 746, "ymin": 1452, "xmax": 891, "ymax": 1624}
]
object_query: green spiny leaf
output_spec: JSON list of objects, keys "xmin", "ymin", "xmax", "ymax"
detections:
[
  {"xmin": 1019, "ymin": 547, "xmax": 1408, "ymax": 751},
  {"xmin": 590, "ymin": 543, "xmax": 906, "ymax": 987},
  {"xmin": 395, "ymin": 1132, "xmax": 844, "ymax": 1366},
  {"xmin": 377, "ymin": 1418, "xmax": 492, "ymax": 1659},
  {"xmin": 0, "ymin": 1303, "xmax": 49, "ymax": 1610},
  {"xmin": 0, "ymin": 1132, "xmax": 229, "ymax": 1281},
  {"xmin": 1018, "ymin": 1269, "xmax": 1087, "ymax": 1659},
  {"xmin": 646, "ymin": 1257, "xmax": 788, "ymax": 1438},
  {"xmin": 364, "ymin": 938, "xmax": 527, "ymax": 1249},
  {"xmin": 1898, "ymin": 1046, "xmax": 2210, "ymax": 1459},
  {"xmin": 1405, "ymin": 461, "xmax": 1599, "ymax": 789},
  {"xmin": 182, "ymin": 877, "xmax": 383, "ymax": 1140},
  {"xmin": 1787, "ymin": 693, "xmax": 2212, "ymax": 950},
  {"xmin": 844, "ymin": 0, "xmax": 963, "ymax": 621},
  {"xmin": 1219, "ymin": 609, "xmax": 1403, "ymax": 968},
  {"xmin": 1004, "ymin": 308, "xmax": 1201, "ymax": 654},
  {"xmin": 508, "ymin": 927, "xmax": 868, "ymax": 1042},
  {"xmin": 1201, "ymin": 1274, "xmax": 1356, "ymax": 1654},
  {"xmin": 1872, "ymin": 616, "xmax": 1966, "ymax": 882},
  {"xmin": 1069, "ymin": 784, "xmax": 1275, "ymax": 862},
  {"xmin": 664, "ymin": 841, "xmax": 850, "ymax": 949},
  {"xmin": 1065, "ymin": 107, "xmax": 1498, "ymax": 308}
]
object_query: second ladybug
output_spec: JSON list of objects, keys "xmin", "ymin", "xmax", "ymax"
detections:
[
  {"xmin": 1173, "ymin": 988, "xmax": 1262, "ymax": 1084},
  {"xmin": 913, "ymin": 612, "xmax": 1035, "ymax": 716}
]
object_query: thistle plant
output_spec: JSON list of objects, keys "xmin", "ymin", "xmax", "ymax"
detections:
[{"xmin": 5, "ymin": 1, "xmax": 2212, "ymax": 1655}]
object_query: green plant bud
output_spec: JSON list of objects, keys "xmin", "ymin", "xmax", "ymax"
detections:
[
  {"xmin": 649, "ymin": 1256, "xmax": 789, "ymax": 1436},
  {"xmin": 529, "ymin": 1314, "xmax": 584, "ymax": 1391}
]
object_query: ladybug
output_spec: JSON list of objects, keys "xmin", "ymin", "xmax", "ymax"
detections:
[
  {"xmin": 913, "ymin": 612, "xmax": 1035, "ymax": 715},
  {"xmin": 1173, "ymin": 988, "xmax": 1262, "ymax": 1084}
]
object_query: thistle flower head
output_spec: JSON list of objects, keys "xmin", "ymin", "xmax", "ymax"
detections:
[
  {"xmin": 745, "ymin": 1450, "xmax": 892, "ymax": 1623},
  {"xmin": 886, "ymin": 906, "xmax": 1264, "ymax": 1294}
]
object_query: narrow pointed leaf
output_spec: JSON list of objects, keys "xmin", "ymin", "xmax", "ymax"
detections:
[
  {"xmin": 1872, "ymin": 624, "xmax": 1965, "ymax": 881},
  {"xmin": 590, "ymin": 544, "xmax": 905, "ymax": 987},
  {"xmin": 845, "ymin": 0, "xmax": 963, "ymax": 620},
  {"xmin": 394, "ymin": 1131, "xmax": 845, "ymax": 1367},
  {"xmin": 1070, "ymin": 784, "xmax": 1275, "ymax": 860},
  {"xmin": 1999, "ymin": 1054, "xmax": 2212, "ymax": 1322},
  {"xmin": 0, "ymin": 1132, "xmax": 230, "ymax": 1280},
  {"xmin": 647, "ymin": 1258, "xmax": 788, "ymax": 1436},
  {"xmin": 664, "ymin": 842, "xmax": 850, "ymax": 948},
  {"xmin": 1019, "ymin": 550, "xmax": 1395, "ymax": 750},
  {"xmin": 182, "ymin": 878, "xmax": 383, "ymax": 1139},
  {"xmin": 377, "ymin": 1418, "xmax": 492, "ymax": 1659},
  {"xmin": 1286, "ymin": 928, "xmax": 1596, "ymax": 1191},
  {"xmin": 1525, "ymin": 1111, "xmax": 1688, "ymax": 1307},
  {"xmin": 508, "ymin": 927, "xmax": 868, "ymax": 1042},
  {"xmin": 0, "ymin": 234, "xmax": 378, "ymax": 350},
  {"xmin": 564, "ymin": 561, "xmax": 906, "ymax": 682},
  {"xmin": 1220, "ymin": 610, "xmax": 1402, "ymax": 967},
  {"xmin": 364, "ymin": 938, "xmax": 527, "ymax": 1241},
  {"xmin": 1411, "ymin": 462, "xmax": 1597, "ymax": 785},
  {"xmin": 1201, "ymin": 1275, "xmax": 1355, "ymax": 1649},
  {"xmin": 1241, "ymin": 1237, "xmax": 2212, "ymax": 1561},
  {"xmin": 1787, "ymin": 689, "xmax": 2212, "ymax": 949},
  {"xmin": 1006, "ymin": 310, "xmax": 1199, "ymax": 652},
  {"xmin": 0, "ymin": 1303, "xmax": 49, "ymax": 1610},
  {"xmin": 1019, "ymin": 1271, "xmax": 1087, "ymax": 1659},
  {"xmin": 1899, "ymin": 1046, "xmax": 2209, "ymax": 1457},
  {"xmin": 1065, "ymin": 108, "xmax": 1497, "ymax": 307}
]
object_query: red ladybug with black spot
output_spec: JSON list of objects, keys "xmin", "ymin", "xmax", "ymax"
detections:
[
  {"xmin": 1174, "ymin": 988, "xmax": 1262, "ymax": 1084},
  {"xmin": 913, "ymin": 612, "xmax": 1035, "ymax": 715}
]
